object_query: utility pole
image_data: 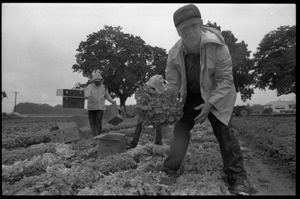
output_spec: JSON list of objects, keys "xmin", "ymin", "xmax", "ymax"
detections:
[{"xmin": 14, "ymin": 92, "xmax": 19, "ymax": 112}]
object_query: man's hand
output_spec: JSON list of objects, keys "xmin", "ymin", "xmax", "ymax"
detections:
[{"xmin": 194, "ymin": 102, "xmax": 213, "ymax": 124}]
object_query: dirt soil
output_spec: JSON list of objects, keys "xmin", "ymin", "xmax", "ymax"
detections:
[
  {"xmin": 239, "ymin": 138, "xmax": 296, "ymax": 195},
  {"xmin": 231, "ymin": 116, "xmax": 296, "ymax": 196},
  {"xmin": 134, "ymin": 116, "xmax": 296, "ymax": 196}
]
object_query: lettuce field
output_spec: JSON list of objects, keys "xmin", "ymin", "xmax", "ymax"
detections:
[{"xmin": 2, "ymin": 115, "xmax": 296, "ymax": 195}]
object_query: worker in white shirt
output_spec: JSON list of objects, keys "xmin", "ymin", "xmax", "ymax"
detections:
[{"xmin": 85, "ymin": 71, "xmax": 116, "ymax": 137}]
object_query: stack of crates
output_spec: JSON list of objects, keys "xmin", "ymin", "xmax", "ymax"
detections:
[{"xmin": 56, "ymin": 89, "xmax": 86, "ymax": 109}]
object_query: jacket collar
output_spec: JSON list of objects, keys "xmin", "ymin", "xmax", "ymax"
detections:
[
  {"xmin": 200, "ymin": 26, "xmax": 225, "ymax": 46},
  {"xmin": 91, "ymin": 82, "xmax": 103, "ymax": 88},
  {"xmin": 169, "ymin": 26, "xmax": 225, "ymax": 60}
]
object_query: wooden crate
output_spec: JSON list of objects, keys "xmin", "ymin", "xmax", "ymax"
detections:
[
  {"xmin": 50, "ymin": 129, "xmax": 64, "ymax": 143},
  {"xmin": 92, "ymin": 132, "xmax": 125, "ymax": 159},
  {"xmin": 78, "ymin": 126, "xmax": 93, "ymax": 139},
  {"xmin": 68, "ymin": 115, "xmax": 89, "ymax": 128},
  {"xmin": 62, "ymin": 97, "xmax": 85, "ymax": 109},
  {"xmin": 63, "ymin": 89, "xmax": 84, "ymax": 97},
  {"xmin": 107, "ymin": 114, "xmax": 124, "ymax": 126},
  {"xmin": 56, "ymin": 122, "xmax": 81, "ymax": 143},
  {"xmin": 60, "ymin": 127, "xmax": 81, "ymax": 143}
]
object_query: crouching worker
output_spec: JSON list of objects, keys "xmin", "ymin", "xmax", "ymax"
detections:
[
  {"xmin": 129, "ymin": 75, "xmax": 168, "ymax": 149},
  {"xmin": 85, "ymin": 71, "xmax": 116, "ymax": 137},
  {"xmin": 129, "ymin": 113, "xmax": 163, "ymax": 149}
]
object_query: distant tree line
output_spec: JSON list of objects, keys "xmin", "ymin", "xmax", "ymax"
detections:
[
  {"xmin": 13, "ymin": 102, "xmax": 137, "ymax": 118},
  {"xmin": 14, "ymin": 102, "xmax": 88, "ymax": 115}
]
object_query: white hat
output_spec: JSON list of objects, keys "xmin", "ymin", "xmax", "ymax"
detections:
[
  {"xmin": 92, "ymin": 72, "xmax": 103, "ymax": 81},
  {"xmin": 146, "ymin": 75, "xmax": 164, "ymax": 93}
]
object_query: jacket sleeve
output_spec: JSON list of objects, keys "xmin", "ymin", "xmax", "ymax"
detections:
[
  {"xmin": 104, "ymin": 86, "xmax": 114, "ymax": 103},
  {"xmin": 84, "ymin": 85, "xmax": 91, "ymax": 99},
  {"xmin": 208, "ymin": 44, "xmax": 235, "ymax": 108},
  {"xmin": 165, "ymin": 53, "xmax": 181, "ymax": 93}
]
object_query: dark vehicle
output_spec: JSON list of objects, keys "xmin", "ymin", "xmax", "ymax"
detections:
[{"xmin": 233, "ymin": 105, "xmax": 251, "ymax": 116}]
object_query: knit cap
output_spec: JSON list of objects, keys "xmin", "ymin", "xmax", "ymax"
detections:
[{"xmin": 173, "ymin": 4, "xmax": 201, "ymax": 30}]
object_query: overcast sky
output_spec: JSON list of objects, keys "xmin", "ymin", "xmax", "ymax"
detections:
[{"xmin": 2, "ymin": 3, "xmax": 296, "ymax": 113}]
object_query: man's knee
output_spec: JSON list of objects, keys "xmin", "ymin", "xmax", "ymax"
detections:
[{"xmin": 173, "ymin": 121, "xmax": 192, "ymax": 138}]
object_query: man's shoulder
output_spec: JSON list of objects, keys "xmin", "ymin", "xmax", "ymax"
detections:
[
  {"xmin": 86, "ymin": 83, "xmax": 93, "ymax": 89},
  {"xmin": 203, "ymin": 26, "xmax": 222, "ymax": 35},
  {"xmin": 202, "ymin": 26, "xmax": 225, "ymax": 46},
  {"xmin": 168, "ymin": 39, "xmax": 183, "ymax": 59}
]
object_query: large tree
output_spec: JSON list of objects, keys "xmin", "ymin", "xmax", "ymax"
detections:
[
  {"xmin": 205, "ymin": 21, "xmax": 255, "ymax": 101},
  {"xmin": 72, "ymin": 26, "xmax": 167, "ymax": 108},
  {"xmin": 252, "ymin": 25, "xmax": 296, "ymax": 95}
]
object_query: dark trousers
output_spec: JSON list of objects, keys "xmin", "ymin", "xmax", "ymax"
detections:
[
  {"xmin": 130, "ymin": 119, "xmax": 163, "ymax": 148},
  {"xmin": 163, "ymin": 92, "xmax": 247, "ymax": 180},
  {"xmin": 88, "ymin": 110, "xmax": 104, "ymax": 137}
]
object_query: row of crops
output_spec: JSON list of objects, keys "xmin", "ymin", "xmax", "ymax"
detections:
[
  {"xmin": 2, "ymin": 117, "xmax": 232, "ymax": 195},
  {"xmin": 230, "ymin": 116, "xmax": 296, "ymax": 179},
  {"xmin": 2, "ymin": 115, "xmax": 295, "ymax": 195}
]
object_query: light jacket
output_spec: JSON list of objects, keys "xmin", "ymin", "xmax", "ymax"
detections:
[
  {"xmin": 85, "ymin": 83, "xmax": 114, "ymax": 110},
  {"xmin": 165, "ymin": 26, "xmax": 237, "ymax": 126}
]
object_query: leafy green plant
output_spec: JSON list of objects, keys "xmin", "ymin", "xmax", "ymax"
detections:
[
  {"xmin": 2, "ymin": 153, "xmax": 59, "ymax": 184},
  {"xmin": 2, "ymin": 132, "xmax": 51, "ymax": 150},
  {"xmin": 135, "ymin": 85, "xmax": 183, "ymax": 127},
  {"xmin": 231, "ymin": 116, "xmax": 295, "ymax": 178},
  {"xmin": 89, "ymin": 153, "xmax": 138, "ymax": 175},
  {"xmin": 2, "ymin": 117, "xmax": 238, "ymax": 196},
  {"xmin": 2, "ymin": 143, "xmax": 56, "ymax": 165}
]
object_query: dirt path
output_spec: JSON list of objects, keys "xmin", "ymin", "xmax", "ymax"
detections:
[
  {"xmin": 239, "ymin": 139, "xmax": 296, "ymax": 195},
  {"xmin": 165, "ymin": 122, "xmax": 296, "ymax": 196}
]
